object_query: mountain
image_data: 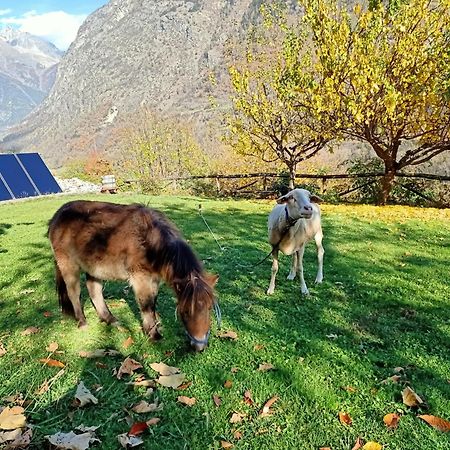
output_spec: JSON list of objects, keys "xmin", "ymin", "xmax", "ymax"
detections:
[
  {"xmin": 0, "ymin": 27, "xmax": 62, "ymax": 129},
  {"xmin": 0, "ymin": 0, "xmax": 275, "ymax": 166}
]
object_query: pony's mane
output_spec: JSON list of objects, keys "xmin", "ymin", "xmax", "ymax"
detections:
[{"xmin": 176, "ymin": 272, "xmax": 215, "ymax": 317}]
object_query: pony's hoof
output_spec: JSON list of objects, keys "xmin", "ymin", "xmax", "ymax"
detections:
[
  {"xmin": 78, "ymin": 322, "xmax": 88, "ymax": 329},
  {"xmin": 149, "ymin": 331, "xmax": 162, "ymax": 341}
]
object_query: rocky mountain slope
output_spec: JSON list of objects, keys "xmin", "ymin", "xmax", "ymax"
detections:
[
  {"xmin": 1, "ymin": 0, "xmax": 272, "ymax": 166},
  {"xmin": 0, "ymin": 27, "xmax": 62, "ymax": 129}
]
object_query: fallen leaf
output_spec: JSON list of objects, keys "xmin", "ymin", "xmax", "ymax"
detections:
[
  {"xmin": 20, "ymin": 327, "xmax": 40, "ymax": 336},
  {"xmin": 338, "ymin": 411, "xmax": 352, "ymax": 426},
  {"xmin": 128, "ymin": 422, "xmax": 148, "ymax": 436},
  {"xmin": 117, "ymin": 433, "xmax": 143, "ymax": 448},
  {"xmin": 131, "ymin": 400, "xmax": 162, "ymax": 414},
  {"xmin": 46, "ymin": 431, "xmax": 100, "ymax": 450},
  {"xmin": 213, "ymin": 395, "xmax": 222, "ymax": 407},
  {"xmin": 243, "ymin": 390, "xmax": 254, "ymax": 406},
  {"xmin": 75, "ymin": 425, "xmax": 100, "ymax": 433},
  {"xmin": 0, "ymin": 429, "xmax": 22, "ymax": 444},
  {"xmin": 95, "ymin": 362, "xmax": 107, "ymax": 369},
  {"xmin": 257, "ymin": 363, "xmax": 274, "ymax": 372},
  {"xmin": 254, "ymin": 344, "xmax": 264, "ymax": 350},
  {"xmin": 117, "ymin": 357, "xmax": 143, "ymax": 379},
  {"xmin": 231, "ymin": 367, "xmax": 239, "ymax": 373},
  {"xmin": 39, "ymin": 357, "xmax": 65, "ymax": 368},
  {"xmin": 319, "ymin": 448, "xmax": 331, "ymax": 450},
  {"xmin": 260, "ymin": 396, "xmax": 278, "ymax": 416},
  {"xmin": 74, "ymin": 381, "xmax": 98, "ymax": 407},
  {"xmin": 393, "ymin": 367, "xmax": 404, "ymax": 373},
  {"xmin": 233, "ymin": 430, "xmax": 242, "ymax": 440},
  {"xmin": 177, "ymin": 396, "xmax": 196, "ymax": 407},
  {"xmin": 341, "ymin": 386, "xmax": 357, "ymax": 393},
  {"xmin": 402, "ymin": 386, "xmax": 425, "ymax": 408},
  {"xmin": 0, "ymin": 406, "xmax": 26, "ymax": 430},
  {"xmin": 2, "ymin": 428, "xmax": 32, "ymax": 447},
  {"xmin": 351, "ymin": 437, "xmax": 363, "ymax": 450},
  {"xmin": 176, "ymin": 381, "xmax": 192, "ymax": 390},
  {"xmin": 35, "ymin": 369, "xmax": 65, "ymax": 396},
  {"xmin": 46, "ymin": 342, "xmax": 59, "ymax": 352},
  {"xmin": 224, "ymin": 380, "xmax": 233, "ymax": 389},
  {"xmin": 218, "ymin": 330, "xmax": 238, "ymax": 340},
  {"xmin": 418, "ymin": 414, "xmax": 450, "ymax": 432},
  {"xmin": 362, "ymin": 442, "xmax": 382, "ymax": 450},
  {"xmin": 221, "ymin": 441, "xmax": 233, "ymax": 449},
  {"xmin": 126, "ymin": 379, "xmax": 156, "ymax": 388},
  {"xmin": 43, "ymin": 311, "xmax": 52, "ymax": 317},
  {"xmin": 326, "ymin": 334, "xmax": 338, "ymax": 339},
  {"xmin": 150, "ymin": 362, "xmax": 180, "ymax": 376},
  {"xmin": 383, "ymin": 413, "xmax": 400, "ymax": 429},
  {"xmin": 230, "ymin": 412, "xmax": 245, "ymax": 424},
  {"xmin": 146, "ymin": 418, "xmax": 160, "ymax": 426},
  {"xmin": 156, "ymin": 373, "xmax": 186, "ymax": 389},
  {"xmin": 79, "ymin": 349, "xmax": 121, "ymax": 358},
  {"xmin": 381, "ymin": 375, "xmax": 401, "ymax": 384},
  {"xmin": 0, "ymin": 343, "xmax": 6, "ymax": 357},
  {"xmin": 122, "ymin": 337, "xmax": 134, "ymax": 349}
]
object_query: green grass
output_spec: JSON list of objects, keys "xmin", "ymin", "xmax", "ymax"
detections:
[{"xmin": 0, "ymin": 193, "xmax": 449, "ymax": 450}]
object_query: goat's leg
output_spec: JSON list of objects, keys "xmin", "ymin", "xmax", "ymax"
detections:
[
  {"xmin": 297, "ymin": 244, "xmax": 309, "ymax": 295},
  {"xmin": 314, "ymin": 230, "xmax": 324, "ymax": 284},
  {"xmin": 86, "ymin": 274, "xmax": 118, "ymax": 325},
  {"xmin": 287, "ymin": 251, "xmax": 298, "ymax": 280},
  {"xmin": 267, "ymin": 247, "xmax": 279, "ymax": 295},
  {"xmin": 130, "ymin": 273, "xmax": 161, "ymax": 340}
]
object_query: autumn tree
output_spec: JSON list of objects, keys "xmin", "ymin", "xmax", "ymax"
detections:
[
  {"xmin": 227, "ymin": 5, "xmax": 337, "ymax": 189},
  {"xmin": 302, "ymin": 0, "xmax": 450, "ymax": 204}
]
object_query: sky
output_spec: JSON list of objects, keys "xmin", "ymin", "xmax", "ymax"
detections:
[{"xmin": 0, "ymin": 1, "xmax": 108, "ymax": 50}]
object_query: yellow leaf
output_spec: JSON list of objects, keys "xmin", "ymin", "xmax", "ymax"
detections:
[
  {"xmin": 362, "ymin": 442, "xmax": 382, "ymax": 450},
  {"xmin": 338, "ymin": 411, "xmax": 352, "ymax": 426},
  {"xmin": 0, "ymin": 407, "xmax": 26, "ymax": 430},
  {"xmin": 383, "ymin": 413, "xmax": 400, "ymax": 428},
  {"xmin": 402, "ymin": 386, "xmax": 425, "ymax": 407},
  {"xmin": 418, "ymin": 414, "xmax": 450, "ymax": 432}
]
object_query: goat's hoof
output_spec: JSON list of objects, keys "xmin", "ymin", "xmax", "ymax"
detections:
[
  {"xmin": 301, "ymin": 288, "xmax": 310, "ymax": 296},
  {"xmin": 315, "ymin": 278, "xmax": 323, "ymax": 284},
  {"xmin": 287, "ymin": 273, "xmax": 296, "ymax": 280},
  {"xmin": 266, "ymin": 288, "xmax": 274, "ymax": 295}
]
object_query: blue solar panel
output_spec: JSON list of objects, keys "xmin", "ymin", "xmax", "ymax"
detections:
[
  {"xmin": 0, "ymin": 177, "xmax": 12, "ymax": 201},
  {"xmin": 17, "ymin": 153, "xmax": 61, "ymax": 195},
  {"xmin": 0, "ymin": 154, "xmax": 39, "ymax": 199}
]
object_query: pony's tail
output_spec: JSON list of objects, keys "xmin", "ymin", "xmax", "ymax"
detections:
[{"xmin": 55, "ymin": 264, "xmax": 75, "ymax": 317}]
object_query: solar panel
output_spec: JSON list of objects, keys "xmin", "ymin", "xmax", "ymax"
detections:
[
  {"xmin": 0, "ymin": 176, "xmax": 12, "ymax": 201},
  {"xmin": 17, "ymin": 153, "xmax": 62, "ymax": 195},
  {"xmin": 0, "ymin": 154, "xmax": 39, "ymax": 199}
]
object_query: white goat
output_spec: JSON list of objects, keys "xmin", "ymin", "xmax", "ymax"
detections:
[{"xmin": 267, "ymin": 188, "xmax": 324, "ymax": 296}]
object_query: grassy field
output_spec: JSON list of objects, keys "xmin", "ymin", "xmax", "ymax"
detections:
[{"xmin": 0, "ymin": 193, "xmax": 449, "ymax": 450}]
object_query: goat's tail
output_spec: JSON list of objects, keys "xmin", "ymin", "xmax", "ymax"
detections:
[{"xmin": 55, "ymin": 263, "xmax": 75, "ymax": 317}]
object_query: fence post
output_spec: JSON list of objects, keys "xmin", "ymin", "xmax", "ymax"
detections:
[{"xmin": 215, "ymin": 176, "xmax": 221, "ymax": 194}]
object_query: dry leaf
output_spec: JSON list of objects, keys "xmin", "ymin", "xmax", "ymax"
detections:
[
  {"xmin": 0, "ymin": 429, "xmax": 22, "ymax": 444},
  {"xmin": 128, "ymin": 422, "xmax": 148, "ymax": 436},
  {"xmin": 231, "ymin": 367, "xmax": 239, "ymax": 373},
  {"xmin": 233, "ymin": 430, "xmax": 242, "ymax": 440},
  {"xmin": 126, "ymin": 379, "xmax": 156, "ymax": 388},
  {"xmin": 230, "ymin": 412, "xmax": 245, "ymax": 424},
  {"xmin": 0, "ymin": 406, "xmax": 26, "ymax": 430},
  {"xmin": 0, "ymin": 343, "xmax": 6, "ymax": 357},
  {"xmin": 43, "ymin": 311, "xmax": 52, "ymax": 317},
  {"xmin": 122, "ymin": 337, "xmax": 134, "ymax": 349},
  {"xmin": 393, "ymin": 367, "xmax": 404, "ymax": 373},
  {"xmin": 260, "ymin": 396, "xmax": 278, "ymax": 416},
  {"xmin": 156, "ymin": 373, "xmax": 186, "ymax": 389},
  {"xmin": 176, "ymin": 381, "xmax": 192, "ymax": 390},
  {"xmin": 362, "ymin": 442, "xmax": 382, "ymax": 450},
  {"xmin": 243, "ymin": 390, "xmax": 254, "ymax": 406},
  {"xmin": 46, "ymin": 431, "xmax": 100, "ymax": 450},
  {"xmin": 221, "ymin": 441, "xmax": 233, "ymax": 449},
  {"xmin": 381, "ymin": 375, "xmax": 401, "ymax": 384},
  {"xmin": 150, "ymin": 362, "xmax": 180, "ymax": 376},
  {"xmin": 319, "ymin": 448, "xmax": 331, "ymax": 450},
  {"xmin": 117, "ymin": 433, "xmax": 143, "ymax": 448},
  {"xmin": 75, "ymin": 425, "xmax": 99, "ymax": 433},
  {"xmin": 254, "ymin": 344, "xmax": 264, "ymax": 350},
  {"xmin": 20, "ymin": 327, "xmax": 40, "ymax": 336},
  {"xmin": 117, "ymin": 357, "xmax": 143, "ymax": 379},
  {"xmin": 46, "ymin": 342, "xmax": 59, "ymax": 352},
  {"xmin": 177, "ymin": 396, "xmax": 196, "ymax": 407},
  {"xmin": 224, "ymin": 380, "xmax": 233, "ymax": 389},
  {"xmin": 402, "ymin": 387, "xmax": 425, "ymax": 408},
  {"xmin": 146, "ymin": 418, "xmax": 160, "ymax": 426},
  {"xmin": 418, "ymin": 414, "xmax": 450, "ymax": 432},
  {"xmin": 257, "ymin": 363, "xmax": 274, "ymax": 372},
  {"xmin": 218, "ymin": 330, "xmax": 238, "ymax": 340},
  {"xmin": 351, "ymin": 437, "xmax": 363, "ymax": 450},
  {"xmin": 213, "ymin": 395, "xmax": 222, "ymax": 407},
  {"xmin": 341, "ymin": 386, "xmax": 357, "ymax": 393},
  {"xmin": 39, "ymin": 357, "xmax": 65, "ymax": 368},
  {"xmin": 79, "ymin": 349, "xmax": 121, "ymax": 358},
  {"xmin": 338, "ymin": 411, "xmax": 352, "ymax": 426},
  {"xmin": 383, "ymin": 413, "xmax": 400, "ymax": 428},
  {"xmin": 35, "ymin": 368, "xmax": 65, "ymax": 396},
  {"xmin": 74, "ymin": 381, "xmax": 98, "ymax": 407},
  {"xmin": 3, "ymin": 428, "xmax": 32, "ymax": 448},
  {"xmin": 131, "ymin": 400, "xmax": 162, "ymax": 414}
]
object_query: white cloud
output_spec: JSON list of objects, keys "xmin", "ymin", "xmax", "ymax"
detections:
[
  {"xmin": 0, "ymin": 10, "xmax": 87, "ymax": 50},
  {"xmin": 0, "ymin": 9, "xmax": 12, "ymax": 16}
]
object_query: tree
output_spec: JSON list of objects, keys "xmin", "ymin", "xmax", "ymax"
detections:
[
  {"xmin": 226, "ymin": 5, "xmax": 336, "ymax": 189},
  {"xmin": 302, "ymin": 0, "xmax": 450, "ymax": 204}
]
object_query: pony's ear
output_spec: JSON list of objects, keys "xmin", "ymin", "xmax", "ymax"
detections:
[
  {"xmin": 205, "ymin": 273, "xmax": 219, "ymax": 287},
  {"xmin": 310, "ymin": 194, "xmax": 323, "ymax": 203},
  {"xmin": 276, "ymin": 194, "xmax": 293, "ymax": 204}
]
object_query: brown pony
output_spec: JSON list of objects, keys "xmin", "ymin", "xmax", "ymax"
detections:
[{"xmin": 48, "ymin": 200, "xmax": 220, "ymax": 351}]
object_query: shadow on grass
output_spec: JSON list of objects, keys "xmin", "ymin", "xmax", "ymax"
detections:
[{"xmin": 0, "ymin": 198, "xmax": 449, "ymax": 448}]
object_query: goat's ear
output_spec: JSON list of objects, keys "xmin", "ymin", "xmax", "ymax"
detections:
[
  {"xmin": 310, "ymin": 194, "xmax": 323, "ymax": 203},
  {"xmin": 276, "ymin": 194, "xmax": 293, "ymax": 204}
]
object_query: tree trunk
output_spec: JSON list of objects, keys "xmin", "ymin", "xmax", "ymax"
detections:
[
  {"xmin": 288, "ymin": 165, "xmax": 296, "ymax": 190},
  {"xmin": 379, "ymin": 168, "xmax": 396, "ymax": 205}
]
